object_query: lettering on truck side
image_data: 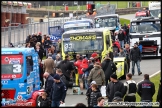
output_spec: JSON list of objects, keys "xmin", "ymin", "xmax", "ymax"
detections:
[
  {"xmin": 70, "ymin": 35, "xmax": 96, "ymax": 41},
  {"xmin": 27, "ymin": 78, "xmax": 34, "ymax": 84}
]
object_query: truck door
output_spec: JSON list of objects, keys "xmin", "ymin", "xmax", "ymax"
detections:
[
  {"xmin": 106, "ymin": 34, "xmax": 114, "ymax": 60},
  {"xmin": 48, "ymin": 26, "xmax": 64, "ymax": 44},
  {"xmin": 32, "ymin": 53, "xmax": 40, "ymax": 91},
  {"xmin": 26, "ymin": 56, "xmax": 35, "ymax": 99}
]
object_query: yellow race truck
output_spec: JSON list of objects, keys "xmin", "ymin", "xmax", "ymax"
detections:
[{"xmin": 61, "ymin": 28, "xmax": 128, "ymax": 85}]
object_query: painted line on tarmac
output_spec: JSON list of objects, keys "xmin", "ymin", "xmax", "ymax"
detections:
[{"xmin": 137, "ymin": 70, "xmax": 161, "ymax": 84}]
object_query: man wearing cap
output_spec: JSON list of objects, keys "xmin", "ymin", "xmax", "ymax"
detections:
[
  {"xmin": 51, "ymin": 74, "xmax": 66, "ymax": 107},
  {"xmin": 86, "ymin": 81, "xmax": 100, "ymax": 107},
  {"xmin": 130, "ymin": 43, "xmax": 142, "ymax": 76},
  {"xmin": 91, "ymin": 53, "xmax": 100, "ymax": 63},
  {"xmin": 106, "ymin": 74, "xmax": 125, "ymax": 102},
  {"xmin": 43, "ymin": 53, "xmax": 55, "ymax": 77}
]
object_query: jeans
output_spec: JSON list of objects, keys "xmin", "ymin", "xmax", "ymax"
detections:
[
  {"xmin": 51, "ymin": 101, "xmax": 60, "ymax": 107},
  {"xmin": 84, "ymin": 78, "xmax": 89, "ymax": 90},
  {"xmin": 132, "ymin": 60, "xmax": 141, "ymax": 75},
  {"xmin": 119, "ymin": 40, "xmax": 124, "ymax": 48},
  {"xmin": 83, "ymin": 71, "xmax": 89, "ymax": 90},
  {"xmin": 45, "ymin": 48, "xmax": 48, "ymax": 58}
]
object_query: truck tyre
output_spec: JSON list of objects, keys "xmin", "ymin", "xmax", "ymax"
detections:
[
  {"xmin": 36, "ymin": 95, "xmax": 41, "ymax": 107},
  {"xmin": 121, "ymin": 61, "xmax": 128, "ymax": 79}
]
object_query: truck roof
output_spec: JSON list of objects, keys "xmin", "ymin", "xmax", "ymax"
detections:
[
  {"xmin": 63, "ymin": 28, "xmax": 109, "ymax": 35},
  {"xmin": 131, "ymin": 17, "xmax": 160, "ymax": 22},
  {"xmin": 95, "ymin": 14, "xmax": 119, "ymax": 18},
  {"xmin": 1, "ymin": 48, "xmax": 35, "ymax": 54},
  {"xmin": 64, "ymin": 19, "xmax": 93, "ymax": 24}
]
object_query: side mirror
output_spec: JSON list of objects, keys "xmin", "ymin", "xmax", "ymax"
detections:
[{"xmin": 115, "ymin": 62, "xmax": 117, "ymax": 65}]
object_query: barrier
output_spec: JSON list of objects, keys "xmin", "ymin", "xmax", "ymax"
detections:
[{"xmin": 1, "ymin": 19, "xmax": 75, "ymax": 47}]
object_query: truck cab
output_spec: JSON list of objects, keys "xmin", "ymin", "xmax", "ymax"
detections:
[
  {"xmin": 129, "ymin": 17, "xmax": 161, "ymax": 57},
  {"xmin": 63, "ymin": 19, "xmax": 94, "ymax": 32},
  {"xmin": 94, "ymin": 14, "xmax": 121, "ymax": 33},
  {"xmin": 1, "ymin": 48, "xmax": 43, "ymax": 107}
]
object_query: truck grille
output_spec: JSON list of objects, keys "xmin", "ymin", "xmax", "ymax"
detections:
[{"xmin": 1, "ymin": 89, "xmax": 16, "ymax": 99}]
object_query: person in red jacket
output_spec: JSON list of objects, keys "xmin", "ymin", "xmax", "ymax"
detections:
[
  {"xmin": 81, "ymin": 58, "xmax": 89, "ymax": 90},
  {"xmin": 91, "ymin": 53, "xmax": 101, "ymax": 63},
  {"xmin": 74, "ymin": 54, "xmax": 84, "ymax": 94},
  {"xmin": 113, "ymin": 40, "xmax": 120, "ymax": 50}
]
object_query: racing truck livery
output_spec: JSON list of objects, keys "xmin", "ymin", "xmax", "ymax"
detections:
[
  {"xmin": 135, "ymin": 10, "xmax": 147, "ymax": 18},
  {"xmin": 1, "ymin": 48, "xmax": 43, "ymax": 107},
  {"xmin": 61, "ymin": 28, "xmax": 128, "ymax": 85},
  {"xmin": 48, "ymin": 19, "xmax": 94, "ymax": 45},
  {"xmin": 130, "ymin": 17, "xmax": 161, "ymax": 57}
]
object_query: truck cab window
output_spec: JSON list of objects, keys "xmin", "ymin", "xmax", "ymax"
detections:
[{"xmin": 26, "ymin": 56, "xmax": 33, "ymax": 75}]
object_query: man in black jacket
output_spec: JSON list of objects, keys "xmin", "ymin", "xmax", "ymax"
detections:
[
  {"xmin": 43, "ymin": 72, "xmax": 54, "ymax": 97},
  {"xmin": 130, "ymin": 43, "xmax": 142, "ymax": 76},
  {"xmin": 44, "ymin": 36, "xmax": 52, "ymax": 58},
  {"xmin": 157, "ymin": 79, "xmax": 161, "ymax": 107},
  {"xmin": 57, "ymin": 55, "xmax": 75, "ymax": 89},
  {"xmin": 106, "ymin": 74, "xmax": 125, "ymax": 102},
  {"xmin": 37, "ymin": 32, "xmax": 42, "ymax": 44},
  {"xmin": 51, "ymin": 74, "xmax": 66, "ymax": 107},
  {"xmin": 137, "ymin": 74, "xmax": 155, "ymax": 104},
  {"xmin": 118, "ymin": 29, "xmax": 125, "ymax": 48},
  {"xmin": 101, "ymin": 55, "xmax": 117, "ymax": 86},
  {"xmin": 56, "ymin": 69, "xmax": 69, "ymax": 91},
  {"xmin": 122, "ymin": 24, "xmax": 129, "ymax": 44}
]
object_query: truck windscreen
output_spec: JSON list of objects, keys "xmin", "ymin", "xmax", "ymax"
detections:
[
  {"xmin": 150, "ymin": 9, "xmax": 161, "ymax": 17},
  {"xmin": 1, "ymin": 54, "xmax": 23, "ymax": 79},
  {"xmin": 130, "ymin": 21, "xmax": 161, "ymax": 33},
  {"xmin": 95, "ymin": 17, "xmax": 117, "ymax": 28},
  {"xmin": 64, "ymin": 22, "xmax": 91, "ymax": 32},
  {"xmin": 49, "ymin": 26, "xmax": 64, "ymax": 35},
  {"xmin": 63, "ymin": 33, "xmax": 103, "ymax": 53}
]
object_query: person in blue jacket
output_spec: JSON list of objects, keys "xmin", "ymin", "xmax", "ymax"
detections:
[
  {"xmin": 51, "ymin": 74, "xmax": 66, "ymax": 107},
  {"xmin": 137, "ymin": 42, "xmax": 142, "ymax": 53}
]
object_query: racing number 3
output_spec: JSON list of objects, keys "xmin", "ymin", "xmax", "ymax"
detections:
[{"xmin": 13, "ymin": 64, "xmax": 21, "ymax": 73}]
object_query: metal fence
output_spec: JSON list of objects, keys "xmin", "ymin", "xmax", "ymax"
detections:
[
  {"xmin": 35, "ymin": 1, "xmax": 148, "ymax": 10},
  {"xmin": 1, "ymin": 18, "xmax": 74, "ymax": 47},
  {"xmin": 1, "ymin": 4, "xmax": 116, "ymax": 47}
]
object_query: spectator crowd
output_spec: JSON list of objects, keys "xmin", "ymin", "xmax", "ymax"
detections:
[{"xmin": 7, "ymin": 24, "xmax": 161, "ymax": 107}]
